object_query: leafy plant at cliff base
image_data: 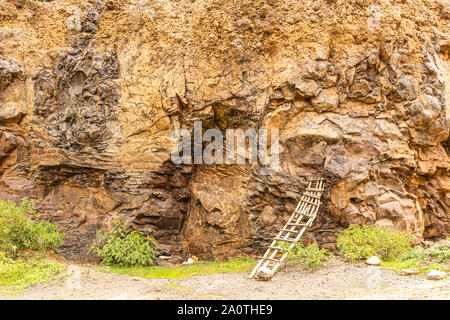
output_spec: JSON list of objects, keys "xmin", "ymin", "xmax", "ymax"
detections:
[
  {"xmin": 90, "ymin": 221, "xmax": 159, "ymax": 266},
  {"xmin": 336, "ymin": 224, "xmax": 412, "ymax": 262},
  {"xmin": 280, "ymin": 242, "xmax": 334, "ymax": 270},
  {"xmin": 381, "ymin": 241, "xmax": 450, "ymax": 274},
  {"xmin": 0, "ymin": 198, "xmax": 65, "ymax": 257}
]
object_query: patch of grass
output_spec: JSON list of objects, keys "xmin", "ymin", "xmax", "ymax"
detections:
[
  {"xmin": 336, "ymin": 224, "xmax": 412, "ymax": 261},
  {"xmin": 380, "ymin": 242, "xmax": 449, "ymax": 275},
  {"xmin": 96, "ymin": 257, "xmax": 255, "ymax": 279},
  {"xmin": 380, "ymin": 259, "xmax": 448, "ymax": 274},
  {"xmin": 0, "ymin": 254, "xmax": 65, "ymax": 295}
]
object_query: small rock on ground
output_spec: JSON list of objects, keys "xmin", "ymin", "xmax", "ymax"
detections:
[
  {"xmin": 426, "ymin": 270, "xmax": 446, "ymax": 280},
  {"xmin": 182, "ymin": 258, "xmax": 195, "ymax": 265},
  {"xmin": 365, "ymin": 256, "xmax": 381, "ymax": 265},
  {"xmin": 400, "ymin": 268, "xmax": 418, "ymax": 275}
]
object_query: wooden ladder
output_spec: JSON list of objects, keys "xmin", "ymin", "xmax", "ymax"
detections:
[{"xmin": 249, "ymin": 177, "xmax": 325, "ymax": 280}]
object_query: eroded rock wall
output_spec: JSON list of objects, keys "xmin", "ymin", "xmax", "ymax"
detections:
[{"xmin": 0, "ymin": 0, "xmax": 449, "ymax": 260}]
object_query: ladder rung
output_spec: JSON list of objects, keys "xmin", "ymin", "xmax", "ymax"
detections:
[
  {"xmin": 274, "ymin": 237, "xmax": 297, "ymax": 243},
  {"xmin": 303, "ymin": 193, "xmax": 321, "ymax": 200},
  {"xmin": 280, "ymin": 228, "xmax": 300, "ymax": 234},
  {"xmin": 286, "ymin": 222, "xmax": 308, "ymax": 227},
  {"xmin": 296, "ymin": 208, "xmax": 316, "ymax": 216},
  {"xmin": 309, "ymin": 178, "xmax": 324, "ymax": 181},
  {"xmin": 305, "ymin": 188, "xmax": 324, "ymax": 192},
  {"xmin": 298, "ymin": 198, "xmax": 318, "ymax": 206},
  {"xmin": 259, "ymin": 256, "xmax": 283, "ymax": 263},
  {"xmin": 294, "ymin": 212, "xmax": 314, "ymax": 219},
  {"xmin": 295, "ymin": 207, "xmax": 315, "ymax": 215},
  {"xmin": 293, "ymin": 213, "xmax": 314, "ymax": 220},
  {"xmin": 268, "ymin": 246, "xmax": 290, "ymax": 251},
  {"xmin": 303, "ymin": 213, "xmax": 315, "ymax": 219}
]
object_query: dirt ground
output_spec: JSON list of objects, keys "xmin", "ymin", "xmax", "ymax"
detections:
[{"xmin": 1, "ymin": 259, "xmax": 449, "ymax": 300}]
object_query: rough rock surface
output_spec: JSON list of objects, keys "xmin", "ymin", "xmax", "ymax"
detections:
[{"xmin": 0, "ymin": 0, "xmax": 449, "ymax": 260}]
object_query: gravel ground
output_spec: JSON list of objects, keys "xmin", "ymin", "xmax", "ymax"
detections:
[{"xmin": 1, "ymin": 259, "xmax": 449, "ymax": 300}]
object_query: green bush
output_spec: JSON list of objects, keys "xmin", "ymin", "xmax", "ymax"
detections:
[
  {"xmin": 90, "ymin": 221, "xmax": 159, "ymax": 266},
  {"xmin": 381, "ymin": 242, "xmax": 450, "ymax": 274},
  {"xmin": 336, "ymin": 224, "xmax": 412, "ymax": 261},
  {"xmin": 284, "ymin": 242, "xmax": 333, "ymax": 269},
  {"xmin": 398, "ymin": 245, "xmax": 426, "ymax": 262},
  {"xmin": 0, "ymin": 198, "xmax": 64, "ymax": 256},
  {"xmin": 398, "ymin": 242, "xmax": 449, "ymax": 265},
  {"xmin": 426, "ymin": 242, "xmax": 450, "ymax": 263}
]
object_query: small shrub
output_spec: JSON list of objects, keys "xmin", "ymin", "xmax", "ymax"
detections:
[
  {"xmin": 398, "ymin": 245, "xmax": 426, "ymax": 262},
  {"xmin": 336, "ymin": 224, "xmax": 412, "ymax": 261},
  {"xmin": 90, "ymin": 221, "xmax": 159, "ymax": 266},
  {"xmin": 284, "ymin": 242, "xmax": 333, "ymax": 269},
  {"xmin": 0, "ymin": 198, "xmax": 64, "ymax": 256},
  {"xmin": 426, "ymin": 242, "xmax": 450, "ymax": 263},
  {"xmin": 398, "ymin": 242, "xmax": 449, "ymax": 265},
  {"xmin": 381, "ymin": 242, "xmax": 450, "ymax": 274}
]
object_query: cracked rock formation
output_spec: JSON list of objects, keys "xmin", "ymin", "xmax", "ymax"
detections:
[{"xmin": 0, "ymin": 0, "xmax": 449, "ymax": 260}]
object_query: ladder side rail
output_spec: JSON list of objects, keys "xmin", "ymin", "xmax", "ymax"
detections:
[
  {"xmin": 251, "ymin": 198, "xmax": 309, "ymax": 278},
  {"xmin": 254, "ymin": 206, "xmax": 308, "ymax": 277},
  {"xmin": 292, "ymin": 180, "xmax": 313, "ymax": 219},
  {"xmin": 270, "ymin": 189, "xmax": 323, "ymax": 275},
  {"xmin": 269, "ymin": 212, "xmax": 316, "ymax": 275},
  {"xmin": 258, "ymin": 220, "xmax": 315, "ymax": 276},
  {"xmin": 257, "ymin": 238, "xmax": 283, "ymax": 275},
  {"xmin": 305, "ymin": 181, "xmax": 322, "ymax": 221},
  {"xmin": 279, "ymin": 186, "xmax": 314, "ymax": 240},
  {"xmin": 250, "ymin": 178, "xmax": 325, "ymax": 279},
  {"xmin": 283, "ymin": 202, "xmax": 311, "ymax": 235},
  {"xmin": 294, "ymin": 181, "xmax": 311, "ymax": 213},
  {"xmin": 262, "ymin": 202, "xmax": 312, "ymax": 272}
]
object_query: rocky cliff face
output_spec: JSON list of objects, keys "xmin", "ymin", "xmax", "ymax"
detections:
[{"xmin": 0, "ymin": 0, "xmax": 449, "ymax": 261}]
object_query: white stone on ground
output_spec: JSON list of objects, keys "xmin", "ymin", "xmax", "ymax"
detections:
[
  {"xmin": 365, "ymin": 256, "xmax": 381, "ymax": 265},
  {"xmin": 426, "ymin": 270, "xmax": 446, "ymax": 280},
  {"xmin": 182, "ymin": 257, "xmax": 195, "ymax": 265}
]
